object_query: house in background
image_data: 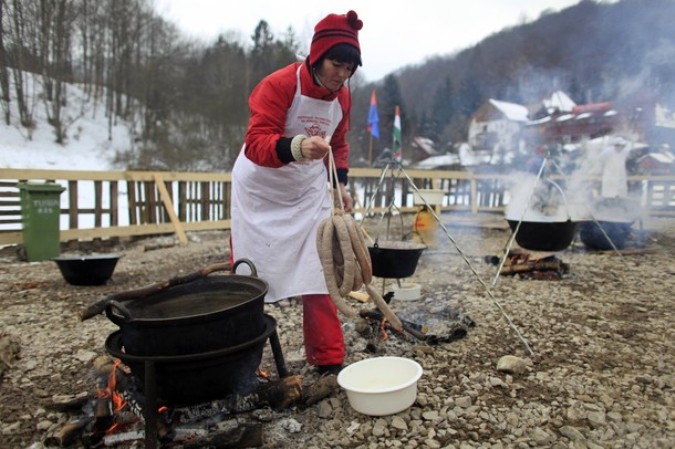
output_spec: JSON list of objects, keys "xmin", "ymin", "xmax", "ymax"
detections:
[
  {"xmin": 637, "ymin": 144, "xmax": 675, "ymax": 175},
  {"xmin": 467, "ymin": 99, "xmax": 529, "ymax": 155},
  {"xmin": 537, "ymin": 90, "xmax": 577, "ymax": 116},
  {"xmin": 434, "ymin": 91, "xmax": 674, "ymax": 171},
  {"xmin": 525, "ymin": 90, "xmax": 627, "ymax": 145},
  {"xmin": 646, "ymin": 104, "xmax": 675, "ymax": 149},
  {"xmin": 410, "ymin": 136, "xmax": 440, "ymax": 161}
]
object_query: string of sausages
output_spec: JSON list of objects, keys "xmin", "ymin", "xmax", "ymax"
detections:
[{"xmin": 316, "ymin": 211, "xmax": 403, "ymax": 331}]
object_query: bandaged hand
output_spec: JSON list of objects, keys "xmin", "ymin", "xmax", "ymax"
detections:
[{"xmin": 300, "ymin": 136, "xmax": 331, "ymax": 160}]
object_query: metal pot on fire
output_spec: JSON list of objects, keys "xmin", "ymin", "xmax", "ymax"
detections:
[
  {"xmin": 506, "ymin": 218, "xmax": 580, "ymax": 252},
  {"xmin": 579, "ymin": 220, "xmax": 632, "ymax": 250},
  {"xmin": 105, "ymin": 259, "xmax": 267, "ymax": 357},
  {"xmin": 368, "ymin": 240, "xmax": 427, "ymax": 279},
  {"xmin": 579, "ymin": 198, "xmax": 637, "ymax": 250},
  {"xmin": 505, "ymin": 177, "xmax": 581, "ymax": 252}
]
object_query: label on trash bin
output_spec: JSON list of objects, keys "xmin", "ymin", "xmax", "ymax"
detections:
[{"xmin": 31, "ymin": 198, "xmax": 60, "ymax": 214}]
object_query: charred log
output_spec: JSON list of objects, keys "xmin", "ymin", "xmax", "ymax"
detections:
[{"xmin": 181, "ymin": 423, "xmax": 263, "ymax": 448}]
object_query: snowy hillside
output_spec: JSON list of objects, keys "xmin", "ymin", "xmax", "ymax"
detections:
[{"xmin": 0, "ymin": 73, "xmax": 133, "ymax": 171}]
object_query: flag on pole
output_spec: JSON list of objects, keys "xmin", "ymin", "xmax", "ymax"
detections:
[
  {"xmin": 392, "ymin": 105, "xmax": 402, "ymax": 161},
  {"xmin": 367, "ymin": 90, "xmax": 380, "ymax": 139}
]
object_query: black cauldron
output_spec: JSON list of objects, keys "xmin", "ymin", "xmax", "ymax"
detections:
[
  {"xmin": 507, "ymin": 219, "xmax": 579, "ymax": 252},
  {"xmin": 579, "ymin": 220, "xmax": 632, "ymax": 250},
  {"xmin": 105, "ymin": 259, "xmax": 267, "ymax": 356},
  {"xmin": 579, "ymin": 197, "xmax": 636, "ymax": 250},
  {"xmin": 53, "ymin": 254, "xmax": 120, "ymax": 285},
  {"xmin": 368, "ymin": 240, "xmax": 427, "ymax": 278},
  {"xmin": 105, "ymin": 314, "xmax": 277, "ymax": 405}
]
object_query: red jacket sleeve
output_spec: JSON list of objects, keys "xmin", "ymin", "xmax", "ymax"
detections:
[{"xmin": 244, "ymin": 65, "xmax": 297, "ymax": 168}]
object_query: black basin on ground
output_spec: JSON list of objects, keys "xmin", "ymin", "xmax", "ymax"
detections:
[{"xmin": 53, "ymin": 254, "xmax": 120, "ymax": 286}]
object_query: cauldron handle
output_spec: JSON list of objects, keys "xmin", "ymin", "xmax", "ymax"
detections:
[
  {"xmin": 105, "ymin": 300, "xmax": 133, "ymax": 325},
  {"xmin": 231, "ymin": 258, "xmax": 258, "ymax": 277},
  {"xmin": 81, "ymin": 262, "xmax": 231, "ymax": 321}
]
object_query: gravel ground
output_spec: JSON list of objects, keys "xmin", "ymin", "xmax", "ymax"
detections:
[{"xmin": 1, "ymin": 213, "xmax": 674, "ymax": 449}]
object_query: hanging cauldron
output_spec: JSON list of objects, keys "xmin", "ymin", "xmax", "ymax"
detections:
[
  {"xmin": 105, "ymin": 259, "xmax": 267, "ymax": 357},
  {"xmin": 368, "ymin": 240, "xmax": 427, "ymax": 278},
  {"xmin": 506, "ymin": 219, "xmax": 580, "ymax": 252},
  {"xmin": 505, "ymin": 177, "xmax": 581, "ymax": 252},
  {"xmin": 579, "ymin": 198, "xmax": 636, "ymax": 250},
  {"xmin": 579, "ymin": 220, "xmax": 632, "ymax": 250}
]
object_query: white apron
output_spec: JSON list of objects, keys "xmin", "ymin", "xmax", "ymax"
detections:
[{"xmin": 231, "ymin": 66, "xmax": 343, "ymax": 302}]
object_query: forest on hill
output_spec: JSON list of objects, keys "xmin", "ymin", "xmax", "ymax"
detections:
[{"xmin": 1, "ymin": 0, "xmax": 673, "ymax": 170}]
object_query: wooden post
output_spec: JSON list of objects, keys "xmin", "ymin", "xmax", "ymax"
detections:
[
  {"xmin": 471, "ymin": 178, "xmax": 478, "ymax": 214},
  {"xmin": 153, "ymin": 174, "xmax": 188, "ymax": 244}
]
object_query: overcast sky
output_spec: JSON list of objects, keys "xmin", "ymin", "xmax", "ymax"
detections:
[{"xmin": 155, "ymin": 0, "xmax": 586, "ymax": 81}]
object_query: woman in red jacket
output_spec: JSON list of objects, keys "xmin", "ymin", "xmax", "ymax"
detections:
[{"xmin": 230, "ymin": 11, "xmax": 363, "ymax": 375}]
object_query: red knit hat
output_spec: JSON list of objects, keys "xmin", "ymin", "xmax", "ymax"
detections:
[{"xmin": 309, "ymin": 10, "xmax": 363, "ymax": 67}]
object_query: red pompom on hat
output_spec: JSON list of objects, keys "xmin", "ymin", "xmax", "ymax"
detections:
[{"xmin": 309, "ymin": 10, "xmax": 363, "ymax": 67}]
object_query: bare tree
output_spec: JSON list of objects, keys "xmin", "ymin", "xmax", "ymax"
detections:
[
  {"xmin": 0, "ymin": 0, "xmax": 11, "ymax": 124},
  {"xmin": 7, "ymin": 0, "xmax": 33, "ymax": 131}
]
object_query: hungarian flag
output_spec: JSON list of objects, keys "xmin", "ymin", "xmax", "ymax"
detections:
[
  {"xmin": 393, "ymin": 105, "xmax": 402, "ymax": 161},
  {"xmin": 367, "ymin": 90, "xmax": 380, "ymax": 139}
]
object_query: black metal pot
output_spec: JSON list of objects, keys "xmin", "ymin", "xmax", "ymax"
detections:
[
  {"xmin": 53, "ymin": 254, "xmax": 120, "ymax": 286},
  {"xmin": 507, "ymin": 219, "xmax": 579, "ymax": 252},
  {"xmin": 105, "ymin": 314, "xmax": 277, "ymax": 405},
  {"xmin": 579, "ymin": 220, "xmax": 632, "ymax": 250},
  {"xmin": 105, "ymin": 259, "xmax": 267, "ymax": 356},
  {"xmin": 368, "ymin": 241, "xmax": 427, "ymax": 278}
]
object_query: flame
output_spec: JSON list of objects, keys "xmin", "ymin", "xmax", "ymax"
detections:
[
  {"xmin": 93, "ymin": 360, "xmax": 128, "ymax": 434},
  {"xmin": 109, "ymin": 360, "xmax": 127, "ymax": 413},
  {"xmin": 257, "ymin": 366, "xmax": 270, "ymax": 379},
  {"xmin": 96, "ymin": 361, "xmax": 125, "ymax": 407},
  {"xmin": 95, "ymin": 360, "xmax": 171, "ymax": 437},
  {"xmin": 379, "ymin": 319, "xmax": 389, "ymax": 341}
]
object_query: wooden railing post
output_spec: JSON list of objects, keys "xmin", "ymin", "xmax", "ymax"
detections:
[{"xmin": 471, "ymin": 178, "xmax": 478, "ymax": 214}]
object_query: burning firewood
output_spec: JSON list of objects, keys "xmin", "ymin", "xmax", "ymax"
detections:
[
  {"xmin": 51, "ymin": 357, "xmax": 341, "ymax": 448},
  {"xmin": 499, "ymin": 259, "xmax": 569, "ymax": 275},
  {"xmin": 486, "ymin": 250, "xmax": 570, "ymax": 278},
  {"xmin": 359, "ymin": 309, "xmax": 472, "ymax": 346},
  {"xmin": 256, "ymin": 375, "xmax": 303, "ymax": 409},
  {"xmin": 301, "ymin": 374, "xmax": 339, "ymax": 406}
]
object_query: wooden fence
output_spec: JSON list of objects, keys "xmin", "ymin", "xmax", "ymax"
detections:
[{"xmin": 1, "ymin": 167, "xmax": 674, "ymax": 246}]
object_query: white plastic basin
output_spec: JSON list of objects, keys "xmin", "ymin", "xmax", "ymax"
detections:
[
  {"xmin": 392, "ymin": 282, "xmax": 421, "ymax": 301},
  {"xmin": 413, "ymin": 189, "xmax": 445, "ymax": 206},
  {"xmin": 337, "ymin": 357, "xmax": 423, "ymax": 416}
]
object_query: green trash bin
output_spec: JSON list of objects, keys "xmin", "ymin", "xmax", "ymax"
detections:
[{"xmin": 18, "ymin": 182, "xmax": 66, "ymax": 262}]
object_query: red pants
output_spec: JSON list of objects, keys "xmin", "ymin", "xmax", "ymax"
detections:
[
  {"xmin": 302, "ymin": 294, "xmax": 345, "ymax": 366},
  {"xmin": 230, "ymin": 236, "xmax": 344, "ymax": 366}
]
